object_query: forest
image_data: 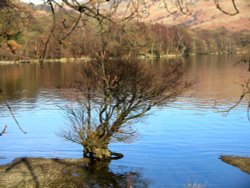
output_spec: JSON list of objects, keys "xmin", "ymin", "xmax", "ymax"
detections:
[{"xmin": 0, "ymin": 1, "xmax": 249, "ymax": 61}]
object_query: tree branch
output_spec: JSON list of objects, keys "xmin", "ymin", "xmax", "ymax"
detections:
[
  {"xmin": 4, "ymin": 100, "xmax": 27, "ymax": 134},
  {"xmin": 39, "ymin": 0, "xmax": 56, "ymax": 64},
  {"xmin": 213, "ymin": 0, "xmax": 239, "ymax": 16},
  {"xmin": 0, "ymin": 125, "xmax": 7, "ymax": 136}
]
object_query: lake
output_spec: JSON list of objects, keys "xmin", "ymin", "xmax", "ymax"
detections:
[{"xmin": 0, "ymin": 55, "xmax": 250, "ymax": 187}]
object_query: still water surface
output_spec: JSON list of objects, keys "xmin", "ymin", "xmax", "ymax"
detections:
[{"xmin": 0, "ymin": 55, "xmax": 250, "ymax": 187}]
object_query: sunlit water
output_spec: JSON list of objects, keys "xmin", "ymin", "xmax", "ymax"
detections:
[{"xmin": 0, "ymin": 55, "xmax": 250, "ymax": 187}]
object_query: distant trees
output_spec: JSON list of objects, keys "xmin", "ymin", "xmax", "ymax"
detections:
[
  {"xmin": 0, "ymin": 0, "xmax": 247, "ymax": 60},
  {"xmin": 0, "ymin": 7, "xmax": 20, "ymax": 56},
  {"xmin": 0, "ymin": 0, "xmax": 29, "ymax": 57}
]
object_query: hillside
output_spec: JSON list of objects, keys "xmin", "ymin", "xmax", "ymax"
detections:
[
  {"xmin": 22, "ymin": 1, "xmax": 250, "ymax": 32},
  {"xmin": 141, "ymin": 0, "xmax": 250, "ymax": 32}
]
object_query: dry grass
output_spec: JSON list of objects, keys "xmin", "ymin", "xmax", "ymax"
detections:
[
  {"xmin": 0, "ymin": 157, "xmax": 149, "ymax": 188},
  {"xmin": 220, "ymin": 155, "xmax": 250, "ymax": 174},
  {"xmin": 0, "ymin": 157, "xmax": 90, "ymax": 188}
]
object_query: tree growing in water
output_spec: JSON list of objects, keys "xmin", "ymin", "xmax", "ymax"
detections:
[{"xmin": 61, "ymin": 59, "xmax": 190, "ymax": 159}]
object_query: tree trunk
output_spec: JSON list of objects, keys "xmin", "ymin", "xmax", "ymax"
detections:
[{"xmin": 83, "ymin": 138, "xmax": 111, "ymax": 160}]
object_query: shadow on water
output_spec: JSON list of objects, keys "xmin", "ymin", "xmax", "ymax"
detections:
[{"xmin": 0, "ymin": 157, "xmax": 150, "ymax": 188}]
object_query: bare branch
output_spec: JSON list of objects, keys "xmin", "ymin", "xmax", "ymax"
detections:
[
  {"xmin": 163, "ymin": 0, "xmax": 177, "ymax": 14},
  {"xmin": 4, "ymin": 100, "xmax": 27, "ymax": 134},
  {"xmin": 213, "ymin": 0, "xmax": 239, "ymax": 16},
  {"xmin": 215, "ymin": 78, "xmax": 250, "ymax": 121},
  {"xmin": 175, "ymin": 0, "xmax": 189, "ymax": 14},
  {"xmin": 39, "ymin": 0, "xmax": 56, "ymax": 64},
  {"xmin": 0, "ymin": 125, "xmax": 7, "ymax": 136},
  {"xmin": 59, "ymin": 12, "xmax": 82, "ymax": 42},
  {"xmin": 0, "ymin": 89, "xmax": 26, "ymax": 134}
]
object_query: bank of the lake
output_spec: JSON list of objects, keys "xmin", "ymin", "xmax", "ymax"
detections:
[
  {"xmin": 0, "ymin": 157, "xmax": 152, "ymax": 188},
  {"xmin": 221, "ymin": 156, "xmax": 250, "ymax": 174},
  {"xmin": 1, "ymin": 156, "xmax": 250, "ymax": 188},
  {"xmin": 0, "ymin": 57, "xmax": 90, "ymax": 65},
  {"xmin": 1, "ymin": 50, "xmax": 248, "ymax": 65},
  {"xmin": 0, "ymin": 157, "xmax": 90, "ymax": 188}
]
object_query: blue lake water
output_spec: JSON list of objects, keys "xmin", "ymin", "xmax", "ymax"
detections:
[{"xmin": 0, "ymin": 55, "xmax": 250, "ymax": 187}]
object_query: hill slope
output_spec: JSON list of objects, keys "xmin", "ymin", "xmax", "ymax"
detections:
[{"xmin": 142, "ymin": 0, "xmax": 250, "ymax": 31}]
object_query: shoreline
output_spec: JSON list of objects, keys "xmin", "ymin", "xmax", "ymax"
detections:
[
  {"xmin": 0, "ymin": 157, "xmax": 91, "ymax": 187},
  {"xmin": 220, "ymin": 155, "xmax": 250, "ymax": 174},
  {"xmin": 0, "ymin": 57, "xmax": 91, "ymax": 65},
  {"xmin": 0, "ymin": 52, "xmax": 247, "ymax": 65}
]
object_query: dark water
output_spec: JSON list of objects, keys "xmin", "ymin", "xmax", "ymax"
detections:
[{"xmin": 0, "ymin": 55, "xmax": 250, "ymax": 187}]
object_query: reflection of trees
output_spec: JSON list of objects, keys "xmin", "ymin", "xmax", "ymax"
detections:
[
  {"xmin": 0, "ymin": 63, "xmax": 81, "ymax": 103},
  {"xmin": 61, "ymin": 59, "xmax": 190, "ymax": 159},
  {"xmin": 85, "ymin": 160, "xmax": 150, "ymax": 188},
  {"xmin": 0, "ymin": 157, "xmax": 150, "ymax": 188},
  {"xmin": 215, "ymin": 53, "xmax": 250, "ymax": 120},
  {"xmin": 0, "ymin": 63, "xmax": 81, "ymax": 135},
  {"xmin": 0, "ymin": 64, "xmax": 40, "ymax": 101},
  {"xmin": 224, "ymin": 78, "xmax": 250, "ymax": 119}
]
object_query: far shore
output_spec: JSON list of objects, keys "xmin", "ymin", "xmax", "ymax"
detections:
[
  {"xmin": 0, "ymin": 51, "xmax": 247, "ymax": 65},
  {"xmin": 0, "ymin": 57, "xmax": 91, "ymax": 65}
]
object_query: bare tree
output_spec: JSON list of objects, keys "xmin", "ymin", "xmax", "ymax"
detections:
[{"xmin": 60, "ymin": 59, "xmax": 190, "ymax": 159}]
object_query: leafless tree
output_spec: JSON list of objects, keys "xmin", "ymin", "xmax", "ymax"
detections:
[{"xmin": 60, "ymin": 59, "xmax": 190, "ymax": 159}]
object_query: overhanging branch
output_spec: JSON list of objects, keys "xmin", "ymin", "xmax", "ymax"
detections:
[{"xmin": 213, "ymin": 0, "xmax": 239, "ymax": 16}]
